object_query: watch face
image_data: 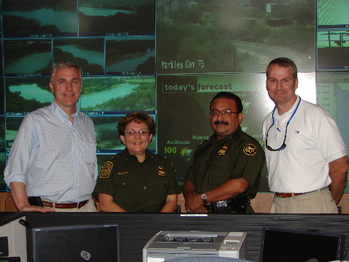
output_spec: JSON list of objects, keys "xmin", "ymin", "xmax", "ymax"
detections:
[{"xmin": 200, "ymin": 193, "xmax": 208, "ymax": 204}]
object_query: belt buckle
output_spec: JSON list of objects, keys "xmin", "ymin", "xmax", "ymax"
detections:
[
  {"xmin": 214, "ymin": 200, "xmax": 231, "ymax": 213},
  {"xmin": 216, "ymin": 200, "xmax": 228, "ymax": 208}
]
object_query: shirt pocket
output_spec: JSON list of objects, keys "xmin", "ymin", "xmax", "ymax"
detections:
[
  {"xmin": 153, "ymin": 178, "xmax": 169, "ymax": 200},
  {"xmin": 207, "ymin": 158, "xmax": 231, "ymax": 189},
  {"xmin": 83, "ymin": 141, "xmax": 96, "ymax": 164},
  {"xmin": 116, "ymin": 174, "xmax": 137, "ymax": 188},
  {"xmin": 154, "ymin": 177, "xmax": 168, "ymax": 188},
  {"xmin": 115, "ymin": 174, "xmax": 138, "ymax": 204}
]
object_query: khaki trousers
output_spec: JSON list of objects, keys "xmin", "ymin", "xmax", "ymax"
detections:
[{"xmin": 271, "ymin": 187, "xmax": 338, "ymax": 213}]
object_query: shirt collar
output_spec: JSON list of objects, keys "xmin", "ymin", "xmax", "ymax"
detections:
[
  {"xmin": 210, "ymin": 125, "xmax": 242, "ymax": 142},
  {"xmin": 50, "ymin": 100, "xmax": 79, "ymax": 122},
  {"xmin": 274, "ymin": 95, "xmax": 300, "ymax": 122},
  {"xmin": 123, "ymin": 148, "xmax": 152, "ymax": 160}
]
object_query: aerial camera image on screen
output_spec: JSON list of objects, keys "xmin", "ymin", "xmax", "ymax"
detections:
[
  {"xmin": 79, "ymin": 0, "xmax": 155, "ymax": 36},
  {"xmin": 81, "ymin": 76, "xmax": 155, "ymax": 113},
  {"xmin": 93, "ymin": 116, "xmax": 125, "ymax": 153},
  {"xmin": 5, "ymin": 78, "xmax": 52, "ymax": 114},
  {"xmin": 5, "ymin": 76, "xmax": 156, "ymax": 116},
  {"xmin": 54, "ymin": 38, "xmax": 104, "ymax": 76},
  {"xmin": 317, "ymin": 30, "xmax": 349, "ymax": 70},
  {"xmin": 317, "ymin": 0, "xmax": 349, "ymax": 27},
  {"xmin": 106, "ymin": 38, "xmax": 155, "ymax": 76},
  {"xmin": 156, "ymin": 0, "xmax": 315, "ymax": 74},
  {"xmin": 4, "ymin": 40, "xmax": 51, "ymax": 76},
  {"xmin": 2, "ymin": 0, "xmax": 77, "ymax": 37},
  {"xmin": 317, "ymin": 0, "xmax": 349, "ymax": 70},
  {"xmin": 5, "ymin": 117, "xmax": 22, "ymax": 151},
  {"xmin": 91, "ymin": 115, "xmax": 156, "ymax": 154}
]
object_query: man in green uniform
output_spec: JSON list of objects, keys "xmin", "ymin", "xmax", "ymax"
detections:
[{"xmin": 183, "ymin": 92, "xmax": 265, "ymax": 213}]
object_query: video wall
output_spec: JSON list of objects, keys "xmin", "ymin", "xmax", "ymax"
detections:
[
  {"xmin": 0, "ymin": 0, "xmax": 348, "ymax": 193},
  {"xmin": 0, "ymin": 0, "xmax": 156, "ymax": 190}
]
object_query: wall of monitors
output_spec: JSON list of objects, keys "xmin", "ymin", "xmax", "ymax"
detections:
[{"xmin": 0, "ymin": 0, "xmax": 348, "ymax": 193}]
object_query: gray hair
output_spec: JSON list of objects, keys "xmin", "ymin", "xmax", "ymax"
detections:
[{"xmin": 50, "ymin": 61, "xmax": 83, "ymax": 84}]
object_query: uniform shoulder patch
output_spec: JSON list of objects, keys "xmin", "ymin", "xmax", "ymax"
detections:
[
  {"xmin": 99, "ymin": 161, "xmax": 114, "ymax": 178},
  {"xmin": 243, "ymin": 144, "xmax": 257, "ymax": 156}
]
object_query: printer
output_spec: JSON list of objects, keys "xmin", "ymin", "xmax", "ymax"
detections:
[{"xmin": 143, "ymin": 231, "xmax": 247, "ymax": 262}]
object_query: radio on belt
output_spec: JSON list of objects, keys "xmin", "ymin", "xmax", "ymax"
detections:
[{"xmin": 142, "ymin": 231, "xmax": 247, "ymax": 262}]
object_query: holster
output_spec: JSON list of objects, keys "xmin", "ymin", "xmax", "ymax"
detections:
[{"xmin": 206, "ymin": 192, "xmax": 250, "ymax": 213}]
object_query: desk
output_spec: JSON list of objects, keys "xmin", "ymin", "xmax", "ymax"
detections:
[{"xmin": 17, "ymin": 213, "xmax": 349, "ymax": 262}]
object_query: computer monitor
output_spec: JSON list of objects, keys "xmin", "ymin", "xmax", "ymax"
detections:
[
  {"xmin": 32, "ymin": 224, "xmax": 119, "ymax": 262},
  {"xmin": 259, "ymin": 227, "xmax": 346, "ymax": 262}
]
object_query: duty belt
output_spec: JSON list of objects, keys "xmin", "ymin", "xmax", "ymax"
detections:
[{"xmin": 205, "ymin": 192, "xmax": 250, "ymax": 213}]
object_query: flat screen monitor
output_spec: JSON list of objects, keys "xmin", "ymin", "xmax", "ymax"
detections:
[
  {"xmin": 260, "ymin": 227, "xmax": 346, "ymax": 262},
  {"xmin": 32, "ymin": 224, "xmax": 119, "ymax": 262}
]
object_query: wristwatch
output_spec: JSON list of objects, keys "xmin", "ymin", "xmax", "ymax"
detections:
[{"xmin": 200, "ymin": 192, "xmax": 208, "ymax": 204}]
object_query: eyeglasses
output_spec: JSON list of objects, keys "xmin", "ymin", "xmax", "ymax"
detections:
[
  {"xmin": 210, "ymin": 110, "xmax": 239, "ymax": 116},
  {"xmin": 125, "ymin": 130, "xmax": 150, "ymax": 136},
  {"xmin": 265, "ymin": 97, "xmax": 302, "ymax": 151},
  {"xmin": 265, "ymin": 124, "xmax": 288, "ymax": 151}
]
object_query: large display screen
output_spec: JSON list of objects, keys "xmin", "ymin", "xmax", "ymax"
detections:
[
  {"xmin": 0, "ymin": 0, "xmax": 348, "ymax": 193},
  {"xmin": 156, "ymin": 0, "xmax": 315, "ymax": 74},
  {"xmin": 317, "ymin": 0, "xmax": 349, "ymax": 70},
  {"xmin": 0, "ymin": 0, "xmax": 155, "ymax": 190},
  {"xmin": 157, "ymin": 73, "xmax": 316, "ymax": 190}
]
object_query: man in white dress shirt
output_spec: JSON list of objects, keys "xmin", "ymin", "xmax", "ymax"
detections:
[{"xmin": 4, "ymin": 61, "xmax": 98, "ymax": 212}]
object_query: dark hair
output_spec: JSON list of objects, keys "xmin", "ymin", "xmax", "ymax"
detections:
[
  {"xmin": 50, "ymin": 61, "xmax": 83, "ymax": 84},
  {"xmin": 210, "ymin": 92, "xmax": 243, "ymax": 113},
  {"xmin": 266, "ymin": 57, "xmax": 298, "ymax": 79},
  {"xmin": 117, "ymin": 112, "xmax": 156, "ymax": 136}
]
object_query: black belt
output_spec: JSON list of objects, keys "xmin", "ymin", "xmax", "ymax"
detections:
[
  {"xmin": 42, "ymin": 200, "xmax": 89, "ymax": 209},
  {"xmin": 206, "ymin": 193, "xmax": 250, "ymax": 213}
]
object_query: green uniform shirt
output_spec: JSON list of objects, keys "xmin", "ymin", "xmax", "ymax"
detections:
[
  {"xmin": 93, "ymin": 149, "xmax": 179, "ymax": 212},
  {"xmin": 185, "ymin": 126, "xmax": 265, "ymax": 210}
]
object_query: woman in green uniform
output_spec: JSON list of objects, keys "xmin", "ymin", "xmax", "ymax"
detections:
[{"xmin": 93, "ymin": 112, "xmax": 179, "ymax": 212}]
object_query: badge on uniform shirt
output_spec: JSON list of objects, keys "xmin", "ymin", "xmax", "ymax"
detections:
[
  {"xmin": 158, "ymin": 166, "xmax": 166, "ymax": 176},
  {"xmin": 243, "ymin": 144, "xmax": 257, "ymax": 156},
  {"xmin": 99, "ymin": 161, "xmax": 113, "ymax": 178},
  {"xmin": 218, "ymin": 146, "xmax": 228, "ymax": 156}
]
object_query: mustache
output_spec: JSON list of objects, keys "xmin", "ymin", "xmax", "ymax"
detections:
[{"xmin": 214, "ymin": 121, "xmax": 229, "ymax": 125}]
